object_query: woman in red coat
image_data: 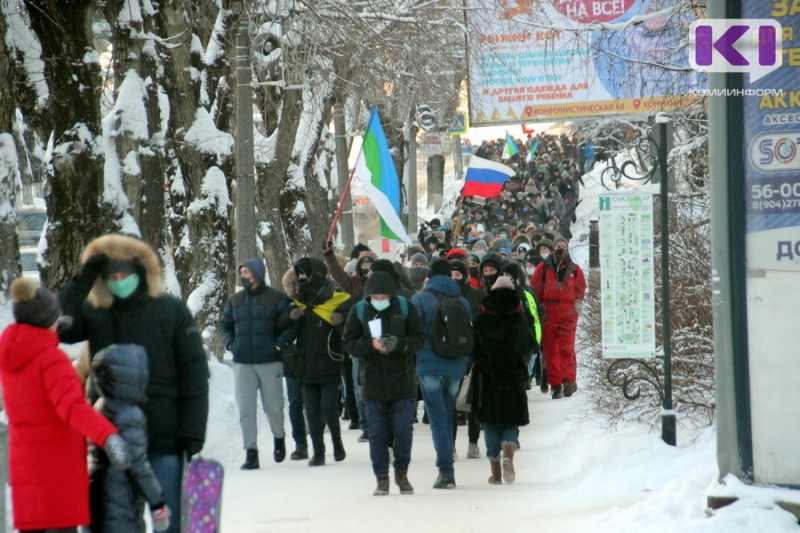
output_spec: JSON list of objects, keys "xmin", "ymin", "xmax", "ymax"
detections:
[
  {"xmin": 531, "ymin": 237, "xmax": 587, "ymax": 399},
  {"xmin": 0, "ymin": 278, "xmax": 130, "ymax": 533}
]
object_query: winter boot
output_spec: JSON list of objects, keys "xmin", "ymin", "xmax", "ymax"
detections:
[
  {"xmin": 467, "ymin": 442, "xmax": 481, "ymax": 459},
  {"xmin": 358, "ymin": 430, "xmax": 370, "ymax": 443},
  {"xmin": 551, "ymin": 384, "xmax": 564, "ymax": 399},
  {"xmin": 241, "ymin": 449, "xmax": 259, "ymax": 470},
  {"xmin": 373, "ymin": 475, "xmax": 390, "ymax": 496},
  {"xmin": 290, "ymin": 445, "xmax": 308, "ymax": 460},
  {"xmin": 501, "ymin": 441, "xmax": 517, "ymax": 483},
  {"xmin": 333, "ymin": 437, "xmax": 346, "ymax": 462},
  {"xmin": 564, "ymin": 381, "xmax": 578, "ymax": 397},
  {"xmin": 433, "ymin": 473, "xmax": 456, "ymax": 489},
  {"xmin": 488, "ymin": 458, "xmax": 502, "ymax": 485},
  {"xmin": 273, "ymin": 437, "xmax": 286, "ymax": 463},
  {"xmin": 308, "ymin": 452, "xmax": 325, "ymax": 467},
  {"xmin": 395, "ymin": 470, "xmax": 414, "ymax": 495}
]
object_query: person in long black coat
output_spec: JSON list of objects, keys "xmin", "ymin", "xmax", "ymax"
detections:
[{"xmin": 471, "ymin": 276, "xmax": 535, "ymax": 485}]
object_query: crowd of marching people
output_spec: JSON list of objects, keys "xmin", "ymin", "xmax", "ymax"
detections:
[{"xmin": 219, "ymin": 131, "xmax": 587, "ymax": 496}]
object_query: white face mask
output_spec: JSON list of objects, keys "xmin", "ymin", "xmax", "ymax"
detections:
[
  {"xmin": 526, "ymin": 266, "xmax": 535, "ymax": 276},
  {"xmin": 540, "ymin": 252, "xmax": 550, "ymax": 260}
]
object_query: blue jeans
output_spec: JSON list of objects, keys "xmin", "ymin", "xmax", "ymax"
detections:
[
  {"xmin": 364, "ymin": 399, "xmax": 415, "ymax": 476},
  {"xmin": 149, "ymin": 454, "xmax": 183, "ymax": 533},
  {"xmin": 285, "ymin": 376, "xmax": 307, "ymax": 447},
  {"xmin": 483, "ymin": 424, "xmax": 518, "ymax": 459},
  {"xmin": 418, "ymin": 374, "xmax": 461, "ymax": 476}
]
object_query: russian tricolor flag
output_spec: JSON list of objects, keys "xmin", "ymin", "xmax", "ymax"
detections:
[{"xmin": 462, "ymin": 156, "xmax": 516, "ymax": 198}]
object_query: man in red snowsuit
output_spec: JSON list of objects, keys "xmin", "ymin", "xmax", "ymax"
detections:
[{"xmin": 531, "ymin": 236, "xmax": 586, "ymax": 399}]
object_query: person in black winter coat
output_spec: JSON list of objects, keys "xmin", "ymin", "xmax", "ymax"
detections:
[
  {"xmin": 471, "ymin": 276, "xmax": 535, "ymax": 485},
  {"xmin": 342, "ymin": 272, "xmax": 425, "ymax": 496},
  {"xmin": 59, "ymin": 234, "xmax": 209, "ymax": 533},
  {"xmin": 286, "ymin": 257, "xmax": 352, "ymax": 467},
  {"xmin": 90, "ymin": 344, "xmax": 170, "ymax": 533}
]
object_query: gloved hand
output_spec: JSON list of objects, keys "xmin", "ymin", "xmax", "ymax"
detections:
[
  {"xmin": 289, "ymin": 306, "xmax": 304, "ymax": 320},
  {"xmin": 180, "ymin": 438, "xmax": 203, "ymax": 459},
  {"xmin": 380, "ymin": 334, "xmax": 399, "ymax": 353},
  {"xmin": 322, "ymin": 240, "xmax": 334, "ymax": 256},
  {"xmin": 104, "ymin": 433, "xmax": 132, "ymax": 470},
  {"xmin": 574, "ymin": 300, "xmax": 584, "ymax": 314},
  {"xmin": 77, "ymin": 253, "xmax": 108, "ymax": 286},
  {"xmin": 152, "ymin": 505, "xmax": 171, "ymax": 532}
]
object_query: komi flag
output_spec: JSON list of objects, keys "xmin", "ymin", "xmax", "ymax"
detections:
[
  {"xmin": 502, "ymin": 132, "xmax": 519, "ymax": 159},
  {"xmin": 527, "ymin": 140, "xmax": 541, "ymax": 162},
  {"xmin": 354, "ymin": 107, "xmax": 412, "ymax": 244},
  {"xmin": 462, "ymin": 156, "xmax": 516, "ymax": 198}
]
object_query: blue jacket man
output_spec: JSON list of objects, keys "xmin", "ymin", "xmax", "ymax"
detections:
[
  {"xmin": 410, "ymin": 259, "xmax": 472, "ymax": 489},
  {"xmin": 219, "ymin": 257, "xmax": 299, "ymax": 469}
]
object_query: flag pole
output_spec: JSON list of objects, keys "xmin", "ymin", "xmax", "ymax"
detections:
[{"xmin": 327, "ymin": 145, "xmax": 364, "ymax": 245}]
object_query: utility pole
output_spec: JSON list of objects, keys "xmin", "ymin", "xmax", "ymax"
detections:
[
  {"xmin": 235, "ymin": 17, "xmax": 257, "ymax": 265},
  {"xmin": 407, "ymin": 124, "xmax": 418, "ymax": 238},
  {"xmin": 333, "ymin": 101, "xmax": 355, "ymax": 251}
]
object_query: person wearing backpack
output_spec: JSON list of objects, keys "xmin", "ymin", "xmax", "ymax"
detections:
[
  {"xmin": 410, "ymin": 259, "xmax": 473, "ymax": 489},
  {"xmin": 342, "ymin": 272, "xmax": 425, "ymax": 496}
]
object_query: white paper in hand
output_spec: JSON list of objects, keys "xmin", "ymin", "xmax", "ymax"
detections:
[{"xmin": 368, "ymin": 318, "xmax": 382, "ymax": 338}]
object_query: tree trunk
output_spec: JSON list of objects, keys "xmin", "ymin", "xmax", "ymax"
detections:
[
  {"xmin": 157, "ymin": 1, "xmax": 234, "ymax": 357},
  {"xmin": 0, "ymin": 8, "xmax": 20, "ymax": 294},
  {"xmin": 24, "ymin": 0, "xmax": 108, "ymax": 290},
  {"xmin": 103, "ymin": 0, "xmax": 167, "ymax": 250}
]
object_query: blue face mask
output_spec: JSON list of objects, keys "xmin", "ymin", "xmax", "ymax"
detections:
[
  {"xmin": 106, "ymin": 273, "xmax": 140, "ymax": 299},
  {"xmin": 370, "ymin": 298, "xmax": 390, "ymax": 312}
]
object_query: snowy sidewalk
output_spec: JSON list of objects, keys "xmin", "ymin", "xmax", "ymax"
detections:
[{"xmin": 203, "ymin": 359, "xmax": 787, "ymax": 533}]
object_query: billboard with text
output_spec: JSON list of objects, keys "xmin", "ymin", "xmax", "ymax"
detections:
[{"xmin": 465, "ymin": 0, "xmax": 706, "ymax": 125}]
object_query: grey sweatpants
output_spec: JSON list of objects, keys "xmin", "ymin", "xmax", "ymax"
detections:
[{"xmin": 234, "ymin": 361, "xmax": 286, "ymax": 450}]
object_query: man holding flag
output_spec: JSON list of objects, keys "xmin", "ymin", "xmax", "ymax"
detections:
[{"xmin": 502, "ymin": 132, "xmax": 520, "ymax": 160}]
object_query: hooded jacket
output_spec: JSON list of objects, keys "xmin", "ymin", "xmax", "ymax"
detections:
[
  {"xmin": 59, "ymin": 234, "xmax": 209, "ymax": 456},
  {"xmin": 219, "ymin": 258, "xmax": 299, "ymax": 364},
  {"xmin": 286, "ymin": 258, "xmax": 352, "ymax": 384},
  {"xmin": 410, "ymin": 275, "xmax": 472, "ymax": 377},
  {"xmin": 341, "ymin": 272, "xmax": 425, "ymax": 401},
  {"xmin": 0, "ymin": 324, "xmax": 117, "ymax": 530},
  {"xmin": 471, "ymin": 287, "xmax": 534, "ymax": 426},
  {"xmin": 322, "ymin": 249, "xmax": 377, "ymax": 295},
  {"xmin": 90, "ymin": 344, "xmax": 165, "ymax": 533}
]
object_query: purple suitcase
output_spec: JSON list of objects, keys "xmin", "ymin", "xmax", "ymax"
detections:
[{"xmin": 181, "ymin": 457, "xmax": 224, "ymax": 532}]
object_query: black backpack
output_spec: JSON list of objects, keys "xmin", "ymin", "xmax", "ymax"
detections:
[{"xmin": 429, "ymin": 292, "xmax": 473, "ymax": 359}]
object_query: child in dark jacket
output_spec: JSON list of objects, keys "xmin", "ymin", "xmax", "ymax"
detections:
[{"xmin": 89, "ymin": 344, "xmax": 171, "ymax": 532}]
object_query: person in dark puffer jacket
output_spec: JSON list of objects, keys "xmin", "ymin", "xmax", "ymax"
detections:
[
  {"xmin": 90, "ymin": 344, "xmax": 170, "ymax": 533},
  {"xmin": 342, "ymin": 272, "xmax": 425, "ymax": 496},
  {"xmin": 59, "ymin": 234, "xmax": 209, "ymax": 533},
  {"xmin": 219, "ymin": 257, "xmax": 300, "ymax": 470}
]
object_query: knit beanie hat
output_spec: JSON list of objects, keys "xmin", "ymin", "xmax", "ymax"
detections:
[
  {"xmin": 553, "ymin": 236, "xmax": 569, "ymax": 248},
  {"xmin": 409, "ymin": 252, "xmax": 429, "ymax": 266},
  {"xmin": 10, "ymin": 277, "xmax": 61, "ymax": 328},
  {"xmin": 450, "ymin": 259, "xmax": 469, "ymax": 279},
  {"xmin": 364, "ymin": 271, "xmax": 396, "ymax": 297},
  {"xmin": 428, "ymin": 259, "xmax": 452, "ymax": 278},
  {"xmin": 491, "ymin": 276, "xmax": 514, "ymax": 291}
]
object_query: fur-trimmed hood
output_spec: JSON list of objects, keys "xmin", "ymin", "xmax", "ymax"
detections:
[
  {"xmin": 81, "ymin": 234, "xmax": 162, "ymax": 309},
  {"xmin": 282, "ymin": 268, "xmax": 297, "ymax": 298}
]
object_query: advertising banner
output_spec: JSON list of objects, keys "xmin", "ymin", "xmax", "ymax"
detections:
[
  {"xmin": 739, "ymin": 2, "xmax": 800, "ymax": 486},
  {"xmin": 465, "ymin": 0, "xmax": 705, "ymax": 125},
  {"xmin": 599, "ymin": 194, "xmax": 656, "ymax": 359}
]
